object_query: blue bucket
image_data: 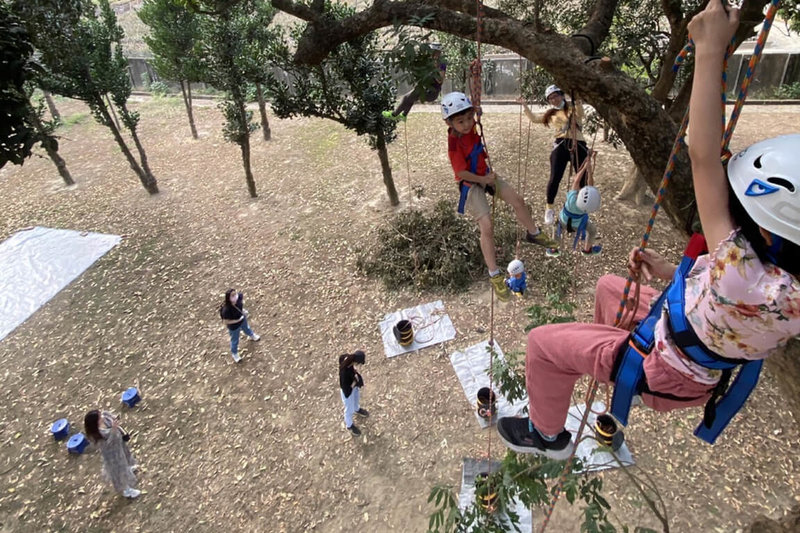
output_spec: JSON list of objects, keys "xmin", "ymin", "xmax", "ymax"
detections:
[
  {"xmin": 121, "ymin": 387, "xmax": 141, "ymax": 408},
  {"xmin": 67, "ymin": 433, "xmax": 89, "ymax": 454},
  {"xmin": 51, "ymin": 418, "xmax": 70, "ymax": 441}
]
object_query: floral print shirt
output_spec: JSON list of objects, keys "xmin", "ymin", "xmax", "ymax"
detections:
[{"xmin": 653, "ymin": 229, "xmax": 800, "ymax": 384}]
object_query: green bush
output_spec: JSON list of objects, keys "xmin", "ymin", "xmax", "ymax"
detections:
[
  {"xmin": 356, "ymin": 200, "xmax": 518, "ymax": 292},
  {"xmin": 149, "ymin": 80, "xmax": 171, "ymax": 97},
  {"xmin": 773, "ymin": 82, "xmax": 800, "ymax": 100}
]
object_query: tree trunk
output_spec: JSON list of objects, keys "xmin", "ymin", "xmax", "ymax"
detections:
[
  {"xmin": 616, "ymin": 165, "xmax": 648, "ymax": 206},
  {"xmin": 120, "ymin": 102, "xmax": 158, "ymax": 190},
  {"xmin": 105, "ymin": 94, "xmax": 122, "ymax": 132},
  {"xmin": 180, "ymin": 80, "xmax": 199, "ymax": 140},
  {"xmin": 43, "ymin": 91, "xmax": 61, "ymax": 122},
  {"xmin": 255, "ymin": 83, "xmax": 271, "ymax": 141},
  {"xmin": 96, "ymin": 96, "xmax": 159, "ymax": 194},
  {"xmin": 29, "ymin": 107, "xmax": 74, "ymax": 186},
  {"xmin": 237, "ymin": 99, "xmax": 258, "ymax": 198},
  {"xmin": 375, "ymin": 128, "xmax": 399, "ymax": 206}
]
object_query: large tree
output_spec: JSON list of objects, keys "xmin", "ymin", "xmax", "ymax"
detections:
[
  {"xmin": 196, "ymin": 0, "xmax": 277, "ymax": 197},
  {"xmin": 14, "ymin": 0, "xmax": 159, "ymax": 194},
  {"xmin": 266, "ymin": 2, "xmax": 401, "ymax": 205},
  {"xmin": 138, "ymin": 0, "xmax": 204, "ymax": 139},
  {"xmin": 0, "ymin": 2, "xmax": 74, "ymax": 184}
]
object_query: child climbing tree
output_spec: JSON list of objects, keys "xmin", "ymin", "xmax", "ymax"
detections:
[
  {"xmin": 13, "ymin": 0, "xmax": 159, "ymax": 194},
  {"xmin": 265, "ymin": 2, "xmax": 401, "ymax": 206},
  {"xmin": 196, "ymin": 0, "xmax": 276, "ymax": 197}
]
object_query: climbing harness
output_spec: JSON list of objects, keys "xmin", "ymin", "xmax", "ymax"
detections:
[{"xmin": 609, "ymin": 233, "xmax": 763, "ymax": 444}]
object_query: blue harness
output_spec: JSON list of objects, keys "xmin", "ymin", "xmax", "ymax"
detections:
[
  {"xmin": 457, "ymin": 141, "xmax": 491, "ymax": 214},
  {"xmin": 610, "ymin": 234, "xmax": 763, "ymax": 444},
  {"xmin": 558, "ymin": 206, "xmax": 589, "ymax": 250}
]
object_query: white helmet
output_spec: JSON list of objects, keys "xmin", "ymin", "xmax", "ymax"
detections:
[
  {"xmin": 507, "ymin": 259, "xmax": 525, "ymax": 276},
  {"xmin": 441, "ymin": 92, "xmax": 472, "ymax": 120},
  {"xmin": 430, "ymin": 42, "xmax": 443, "ymax": 51},
  {"xmin": 576, "ymin": 186, "xmax": 601, "ymax": 213},
  {"xmin": 545, "ymin": 85, "xmax": 562, "ymax": 99},
  {"xmin": 728, "ymin": 134, "xmax": 800, "ymax": 246}
]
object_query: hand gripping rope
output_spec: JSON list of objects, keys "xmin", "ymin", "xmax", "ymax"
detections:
[{"xmin": 538, "ymin": 1, "xmax": 781, "ymax": 531}]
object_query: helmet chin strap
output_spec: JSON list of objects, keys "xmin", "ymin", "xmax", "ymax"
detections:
[{"xmin": 765, "ymin": 232, "xmax": 783, "ymax": 264}]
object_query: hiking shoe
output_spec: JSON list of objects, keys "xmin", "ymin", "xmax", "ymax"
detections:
[
  {"xmin": 545, "ymin": 248, "xmax": 561, "ymax": 258},
  {"xmin": 496, "ymin": 417, "xmax": 572, "ymax": 460},
  {"xmin": 355, "ymin": 408, "xmax": 370, "ymax": 418},
  {"xmin": 489, "ymin": 274, "xmax": 511, "ymax": 302},
  {"xmin": 231, "ymin": 353, "xmax": 242, "ymax": 363},
  {"xmin": 249, "ymin": 333, "xmax": 261, "ymax": 341},
  {"xmin": 122, "ymin": 488, "xmax": 141, "ymax": 499},
  {"xmin": 347, "ymin": 424, "xmax": 362, "ymax": 437},
  {"xmin": 581, "ymin": 245, "xmax": 602, "ymax": 256},
  {"xmin": 526, "ymin": 229, "xmax": 558, "ymax": 249}
]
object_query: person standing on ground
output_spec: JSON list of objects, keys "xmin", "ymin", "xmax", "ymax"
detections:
[
  {"xmin": 220, "ymin": 288, "xmax": 260, "ymax": 363},
  {"xmin": 84, "ymin": 410, "xmax": 140, "ymax": 499},
  {"xmin": 339, "ymin": 350, "xmax": 368, "ymax": 437}
]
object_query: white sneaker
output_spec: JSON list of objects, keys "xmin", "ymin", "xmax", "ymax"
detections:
[
  {"xmin": 232, "ymin": 353, "xmax": 242, "ymax": 363},
  {"xmin": 544, "ymin": 208, "xmax": 555, "ymax": 225},
  {"xmin": 122, "ymin": 488, "xmax": 141, "ymax": 499},
  {"xmin": 249, "ymin": 333, "xmax": 261, "ymax": 341}
]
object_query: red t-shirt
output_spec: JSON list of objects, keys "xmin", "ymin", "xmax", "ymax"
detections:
[{"xmin": 447, "ymin": 127, "xmax": 487, "ymax": 181}]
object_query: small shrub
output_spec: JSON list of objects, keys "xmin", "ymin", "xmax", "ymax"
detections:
[
  {"xmin": 773, "ymin": 82, "xmax": 800, "ymax": 100},
  {"xmin": 356, "ymin": 199, "xmax": 517, "ymax": 292},
  {"xmin": 149, "ymin": 80, "xmax": 171, "ymax": 97}
]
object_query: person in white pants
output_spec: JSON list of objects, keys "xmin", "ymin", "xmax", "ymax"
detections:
[{"xmin": 339, "ymin": 350, "xmax": 368, "ymax": 436}]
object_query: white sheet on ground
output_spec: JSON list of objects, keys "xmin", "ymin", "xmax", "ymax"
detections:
[
  {"xmin": 0, "ymin": 227, "xmax": 121, "ymax": 342},
  {"xmin": 458, "ymin": 458, "xmax": 532, "ymax": 532},
  {"xmin": 449, "ymin": 340, "xmax": 528, "ymax": 429},
  {"xmin": 566, "ymin": 402, "xmax": 635, "ymax": 471},
  {"xmin": 379, "ymin": 300, "xmax": 456, "ymax": 358}
]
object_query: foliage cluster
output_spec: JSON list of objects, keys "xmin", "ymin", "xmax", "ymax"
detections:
[
  {"xmin": 356, "ymin": 200, "xmax": 517, "ymax": 292},
  {"xmin": 428, "ymin": 452, "xmax": 618, "ymax": 533},
  {"xmin": 267, "ymin": 2, "xmax": 398, "ymax": 151}
]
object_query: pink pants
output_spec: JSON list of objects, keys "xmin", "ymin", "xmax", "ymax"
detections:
[{"xmin": 526, "ymin": 274, "xmax": 713, "ymax": 435}]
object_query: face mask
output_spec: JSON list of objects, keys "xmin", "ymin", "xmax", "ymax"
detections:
[{"xmin": 555, "ymin": 100, "xmax": 565, "ymax": 110}]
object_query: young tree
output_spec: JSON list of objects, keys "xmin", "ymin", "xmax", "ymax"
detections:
[
  {"xmin": 14, "ymin": 0, "xmax": 159, "ymax": 194},
  {"xmin": 266, "ymin": 2, "xmax": 401, "ymax": 205},
  {"xmin": 138, "ymin": 0, "xmax": 203, "ymax": 139},
  {"xmin": 196, "ymin": 0, "xmax": 275, "ymax": 197},
  {"xmin": 237, "ymin": 1, "xmax": 279, "ymax": 141},
  {"xmin": 0, "ymin": 3, "xmax": 74, "ymax": 184}
]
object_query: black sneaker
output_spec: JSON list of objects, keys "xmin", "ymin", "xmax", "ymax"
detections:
[
  {"xmin": 496, "ymin": 417, "xmax": 572, "ymax": 460},
  {"xmin": 355, "ymin": 408, "xmax": 369, "ymax": 418},
  {"xmin": 347, "ymin": 424, "xmax": 362, "ymax": 437}
]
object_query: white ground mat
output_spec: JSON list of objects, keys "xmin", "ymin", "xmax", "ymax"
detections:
[
  {"xmin": 449, "ymin": 340, "xmax": 528, "ymax": 429},
  {"xmin": 0, "ymin": 227, "xmax": 121, "ymax": 341},
  {"xmin": 566, "ymin": 401, "xmax": 635, "ymax": 471},
  {"xmin": 379, "ymin": 300, "xmax": 456, "ymax": 358},
  {"xmin": 458, "ymin": 458, "xmax": 532, "ymax": 532}
]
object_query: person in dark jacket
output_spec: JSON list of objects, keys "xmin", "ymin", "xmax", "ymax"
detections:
[
  {"xmin": 339, "ymin": 350, "xmax": 368, "ymax": 436},
  {"xmin": 220, "ymin": 288, "xmax": 260, "ymax": 363}
]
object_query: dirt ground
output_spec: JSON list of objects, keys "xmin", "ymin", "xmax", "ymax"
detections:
[{"xmin": 0, "ymin": 96, "xmax": 798, "ymax": 533}]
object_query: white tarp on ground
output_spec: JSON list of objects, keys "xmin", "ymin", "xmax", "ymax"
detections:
[
  {"xmin": 379, "ymin": 300, "xmax": 456, "ymax": 358},
  {"xmin": 458, "ymin": 458, "xmax": 532, "ymax": 532},
  {"xmin": 0, "ymin": 227, "xmax": 121, "ymax": 342},
  {"xmin": 449, "ymin": 340, "xmax": 528, "ymax": 429},
  {"xmin": 450, "ymin": 339, "xmax": 635, "ymax": 469}
]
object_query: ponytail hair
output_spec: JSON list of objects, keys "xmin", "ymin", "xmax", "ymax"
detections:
[
  {"xmin": 339, "ymin": 353, "xmax": 356, "ymax": 369},
  {"xmin": 84, "ymin": 410, "xmax": 104, "ymax": 443}
]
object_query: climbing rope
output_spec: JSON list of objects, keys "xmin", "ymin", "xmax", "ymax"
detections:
[{"xmin": 539, "ymin": 2, "xmax": 780, "ymax": 530}]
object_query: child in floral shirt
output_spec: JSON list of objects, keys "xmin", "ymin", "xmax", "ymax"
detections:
[{"xmin": 497, "ymin": 0, "xmax": 800, "ymax": 458}]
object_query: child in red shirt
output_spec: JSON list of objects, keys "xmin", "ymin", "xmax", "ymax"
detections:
[{"xmin": 442, "ymin": 92, "xmax": 557, "ymax": 301}]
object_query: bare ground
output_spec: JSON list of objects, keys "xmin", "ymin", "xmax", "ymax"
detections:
[{"xmin": 0, "ymin": 97, "xmax": 798, "ymax": 533}]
